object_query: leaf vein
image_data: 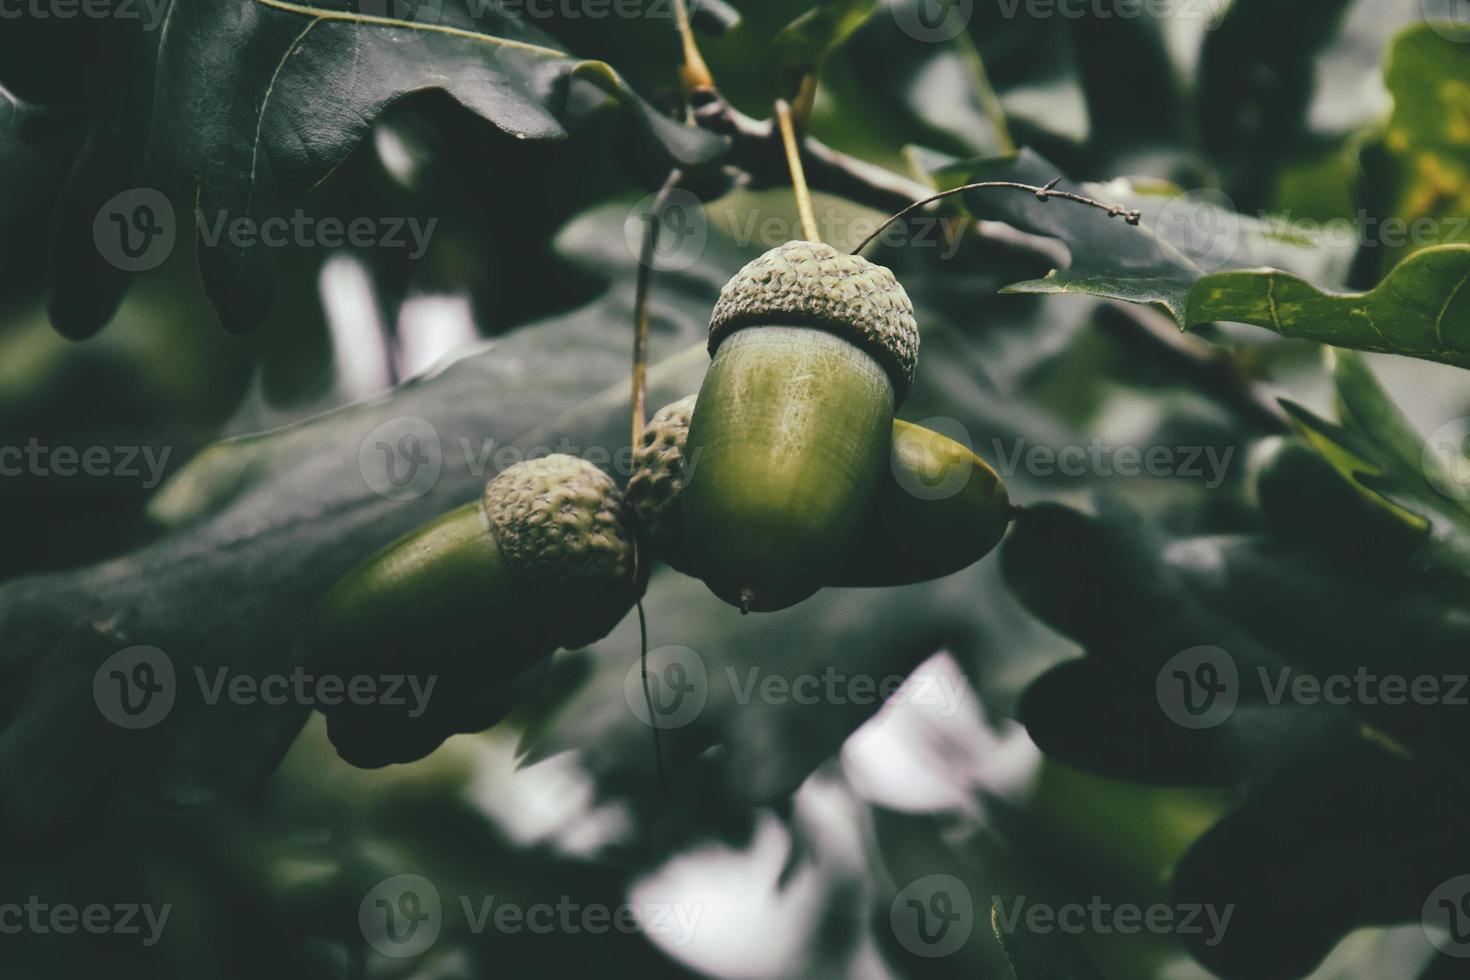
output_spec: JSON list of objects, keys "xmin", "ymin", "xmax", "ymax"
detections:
[{"xmin": 1435, "ymin": 269, "xmax": 1470, "ymax": 347}]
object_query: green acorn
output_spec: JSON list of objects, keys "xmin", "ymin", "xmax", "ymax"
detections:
[
  {"xmin": 304, "ymin": 453, "xmax": 644, "ymax": 767},
  {"xmin": 625, "ymin": 394, "xmax": 699, "ymax": 575},
  {"xmin": 682, "ymin": 241, "xmax": 920, "ymax": 612},
  {"xmin": 630, "ymin": 396, "xmax": 1010, "ymax": 590}
]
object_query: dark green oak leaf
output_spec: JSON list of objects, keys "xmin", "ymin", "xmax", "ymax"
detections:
[{"xmin": 30, "ymin": 0, "xmax": 727, "ymax": 337}]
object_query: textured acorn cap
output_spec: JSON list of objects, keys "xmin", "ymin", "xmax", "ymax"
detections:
[
  {"xmin": 483, "ymin": 454, "xmax": 636, "ymax": 589},
  {"xmin": 624, "ymin": 395, "xmax": 697, "ymax": 572},
  {"xmin": 707, "ymin": 241, "xmax": 919, "ymax": 401}
]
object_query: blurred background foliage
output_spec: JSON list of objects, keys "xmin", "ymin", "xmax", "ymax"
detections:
[{"xmin": 1, "ymin": 1, "xmax": 1469, "ymax": 978}]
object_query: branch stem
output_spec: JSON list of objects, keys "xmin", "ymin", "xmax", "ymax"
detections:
[
  {"xmin": 632, "ymin": 171, "xmax": 684, "ymax": 445},
  {"xmin": 672, "ymin": 0, "xmax": 713, "ymax": 92},
  {"xmin": 774, "ymin": 99, "xmax": 821, "ymax": 243},
  {"xmin": 853, "ymin": 179, "xmax": 1141, "ymax": 255}
]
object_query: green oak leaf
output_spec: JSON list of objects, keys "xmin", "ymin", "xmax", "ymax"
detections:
[
  {"xmin": 1188, "ymin": 246, "xmax": 1470, "ymax": 368},
  {"xmin": 770, "ymin": 0, "xmax": 879, "ymax": 101},
  {"xmin": 966, "ymin": 149, "xmax": 1350, "ymax": 323},
  {"xmin": 1275, "ymin": 349, "xmax": 1470, "ymax": 575},
  {"xmin": 32, "ymin": 0, "xmax": 727, "ymax": 336}
]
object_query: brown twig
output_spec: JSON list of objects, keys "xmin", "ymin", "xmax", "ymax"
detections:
[{"xmin": 853, "ymin": 178, "xmax": 1141, "ymax": 256}]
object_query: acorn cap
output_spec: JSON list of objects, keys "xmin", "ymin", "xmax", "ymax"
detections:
[
  {"xmin": 707, "ymin": 241, "xmax": 920, "ymax": 402},
  {"xmin": 484, "ymin": 454, "xmax": 635, "ymax": 585},
  {"xmin": 624, "ymin": 395, "xmax": 697, "ymax": 572}
]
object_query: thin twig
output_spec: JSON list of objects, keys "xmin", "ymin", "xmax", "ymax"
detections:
[
  {"xmin": 774, "ymin": 99, "xmax": 821, "ymax": 243},
  {"xmin": 632, "ymin": 170, "xmax": 684, "ymax": 445},
  {"xmin": 672, "ymin": 0, "xmax": 713, "ymax": 93},
  {"xmin": 637, "ymin": 599, "xmax": 667, "ymax": 793},
  {"xmin": 852, "ymin": 179, "xmax": 1142, "ymax": 256}
]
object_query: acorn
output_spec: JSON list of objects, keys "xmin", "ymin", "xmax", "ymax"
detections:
[
  {"xmin": 831, "ymin": 418, "xmax": 1010, "ymax": 586},
  {"xmin": 629, "ymin": 396, "xmax": 1010, "ymax": 590},
  {"xmin": 304, "ymin": 453, "xmax": 644, "ymax": 767},
  {"xmin": 625, "ymin": 394, "xmax": 699, "ymax": 575},
  {"xmin": 682, "ymin": 241, "xmax": 920, "ymax": 612}
]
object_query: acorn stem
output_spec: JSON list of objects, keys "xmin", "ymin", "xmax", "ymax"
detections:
[
  {"xmin": 631, "ymin": 170, "xmax": 684, "ymax": 445},
  {"xmin": 738, "ymin": 588, "xmax": 755, "ymax": 616},
  {"xmin": 775, "ymin": 99, "xmax": 821, "ymax": 243}
]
